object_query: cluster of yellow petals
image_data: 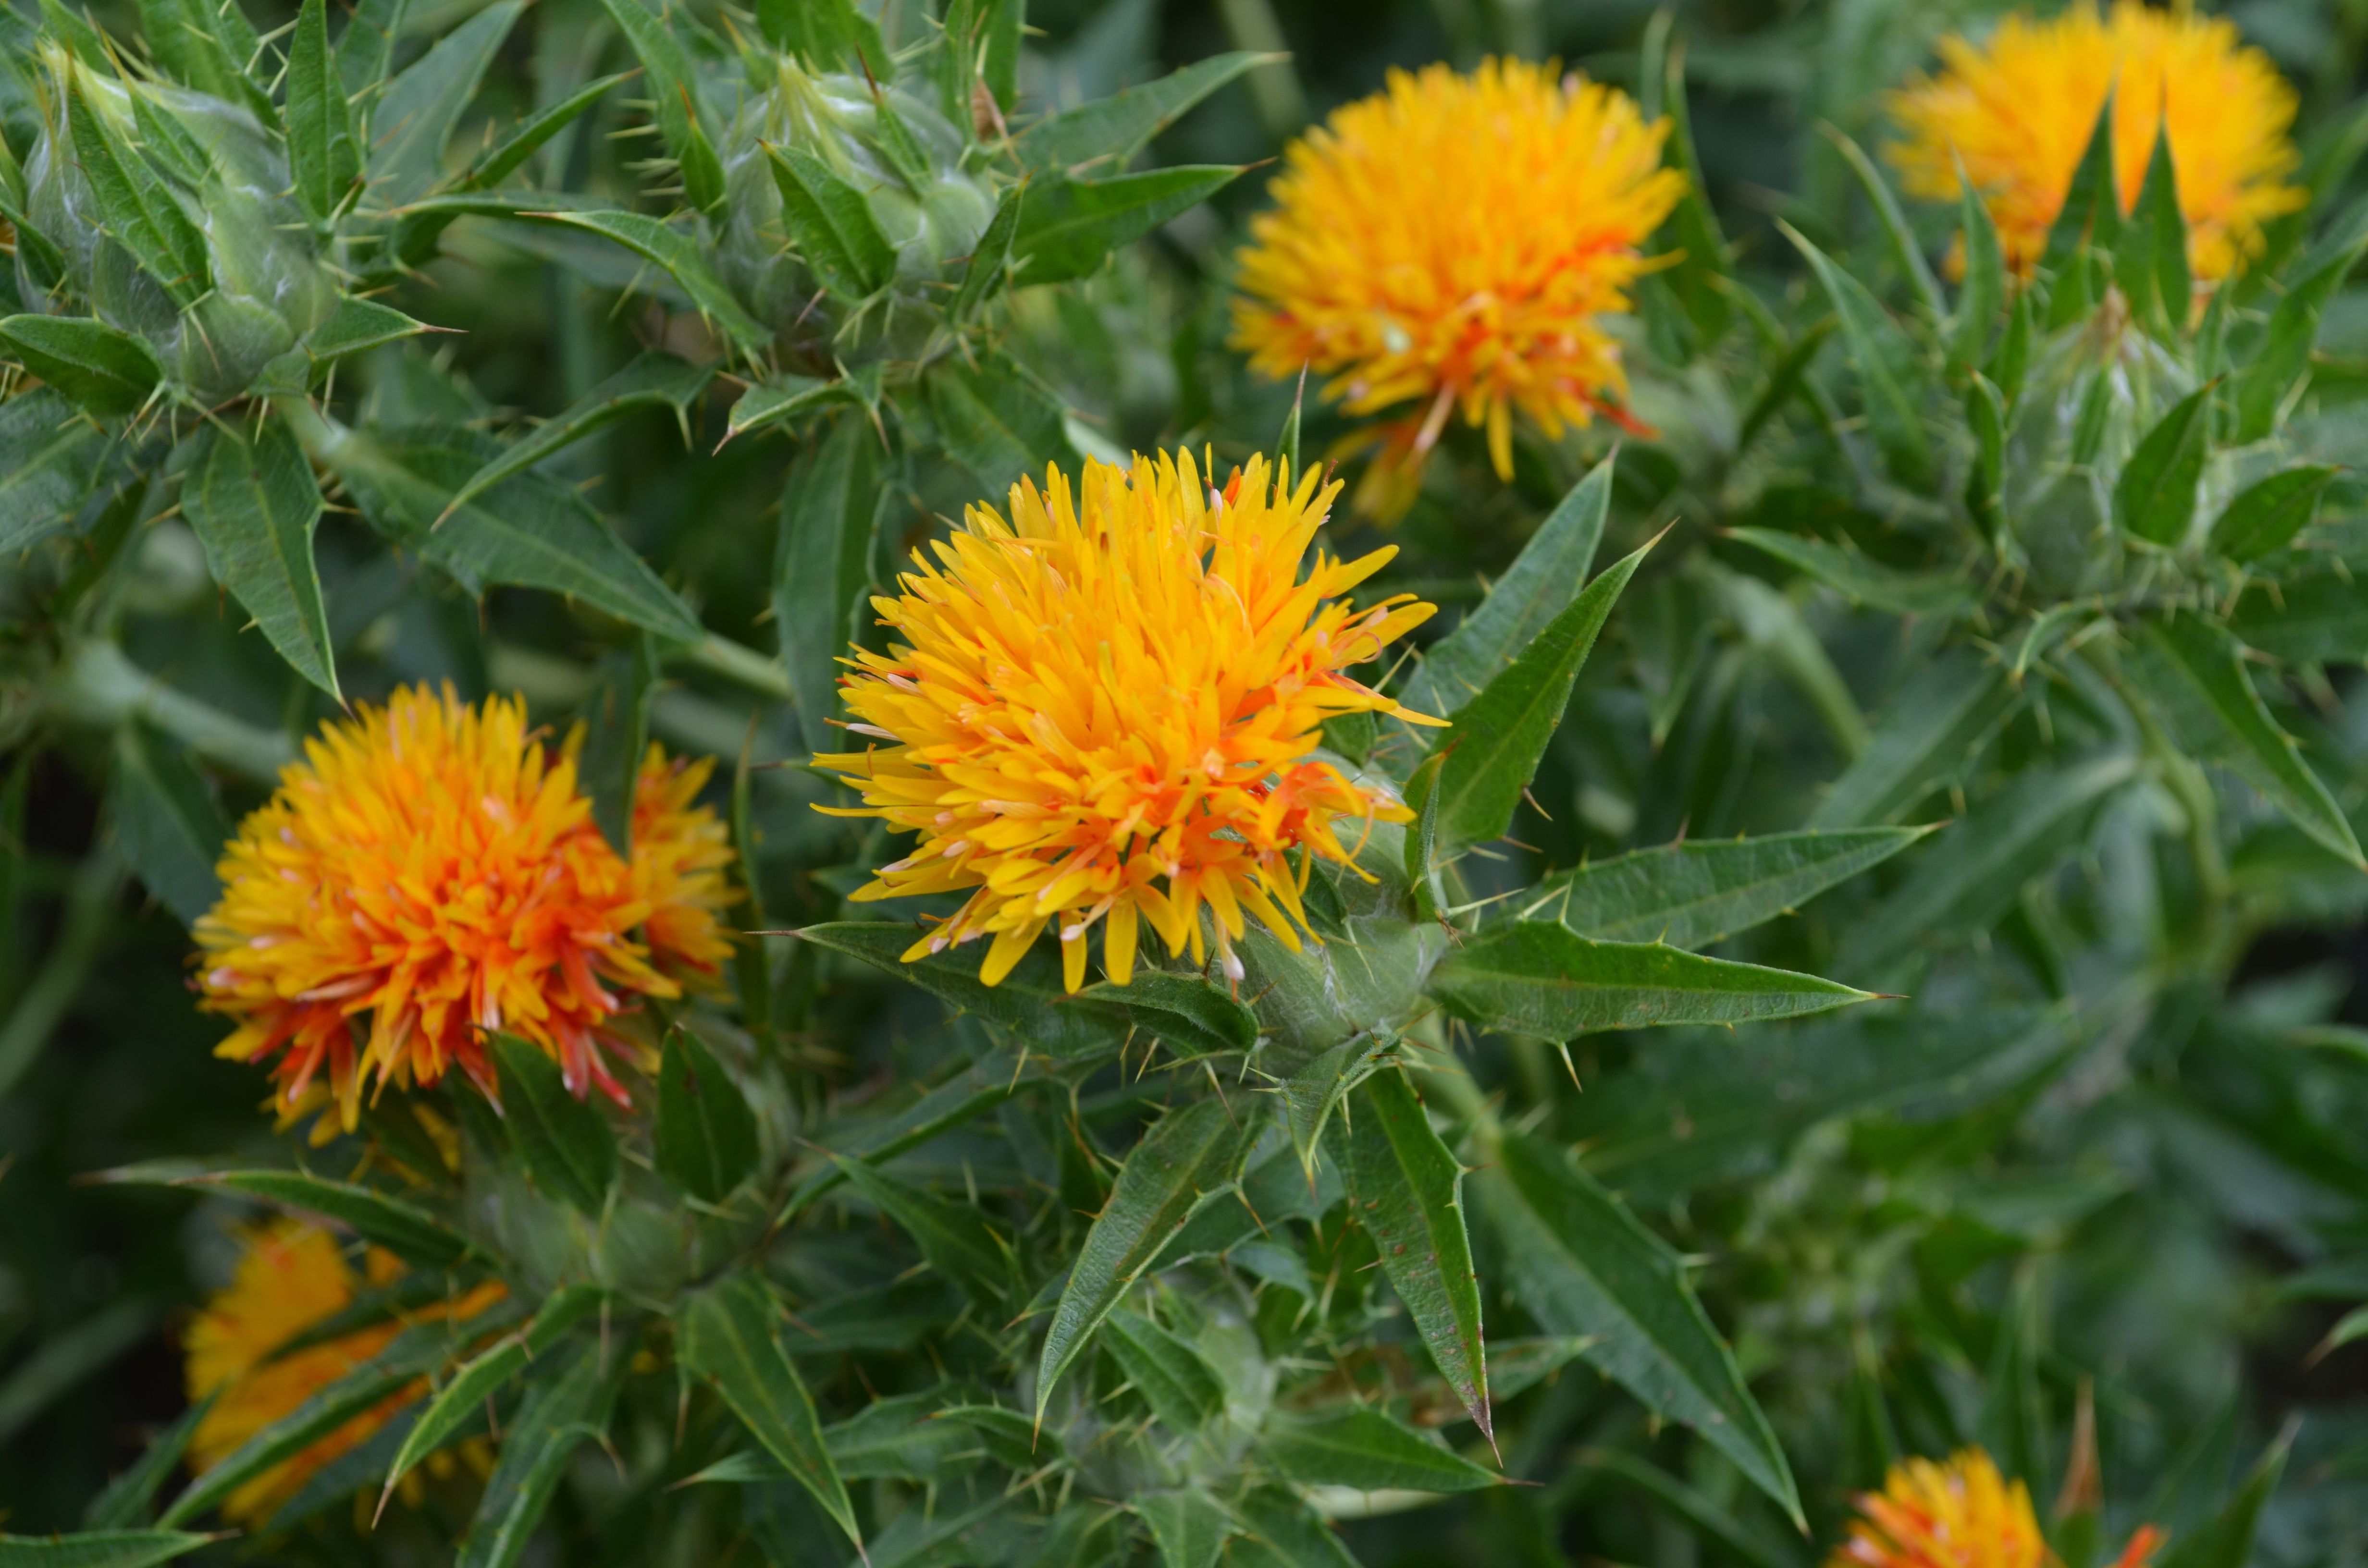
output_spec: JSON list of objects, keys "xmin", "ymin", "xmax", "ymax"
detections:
[
  {"xmin": 814, "ymin": 450, "xmax": 1439, "ymax": 992},
  {"xmin": 1831, "ymin": 1449, "xmax": 2163, "ymax": 1568},
  {"xmin": 195, "ymin": 686, "xmax": 735, "ymax": 1124},
  {"xmin": 1232, "ymin": 58, "xmax": 1683, "ymax": 505},
  {"xmin": 1887, "ymin": 2, "xmax": 2303, "ymax": 281},
  {"xmin": 183, "ymin": 1219, "xmax": 504, "ymax": 1524}
]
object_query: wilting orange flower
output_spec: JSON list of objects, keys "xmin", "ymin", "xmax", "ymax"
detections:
[
  {"xmin": 1888, "ymin": 2, "xmax": 2303, "ymax": 282},
  {"xmin": 195, "ymin": 686, "xmax": 734, "ymax": 1123},
  {"xmin": 1232, "ymin": 58, "xmax": 1683, "ymax": 509},
  {"xmin": 1833, "ymin": 1449, "xmax": 2164, "ymax": 1568},
  {"xmin": 814, "ymin": 450, "xmax": 1439, "ymax": 991},
  {"xmin": 184, "ymin": 1218, "xmax": 504, "ymax": 1524}
]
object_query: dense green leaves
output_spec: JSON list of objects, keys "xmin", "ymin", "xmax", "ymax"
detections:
[
  {"xmin": 106, "ymin": 721, "xmax": 225, "ymax": 927},
  {"xmin": 382, "ymin": 1286, "xmax": 604, "ymax": 1509},
  {"xmin": 1102, "ymin": 1309, "xmax": 1224, "ymax": 1434},
  {"xmin": 775, "ymin": 415, "xmax": 882, "ymax": 735},
  {"xmin": 1783, "ymin": 223, "xmax": 1932, "ymax": 489},
  {"xmin": 284, "ymin": 0, "xmax": 357, "ymax": 225},
  {"xmin": 456, "ymin": 1341, "xmax": 625, "ymax": 1568},
  {"xmin": 833, "ymin": 1154, "xmax": 1010, "ymax": 1305},
  {"xmin": 1429, "ymin": 922, "xmax": 1875, "ymax": 1037},
  {"xmin": 768, "ymin": 145, "xmax": 897, "ymax": 299}
]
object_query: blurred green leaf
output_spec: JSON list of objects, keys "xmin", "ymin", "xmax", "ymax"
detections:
[
  {"xmin": 1136, "ymin": 1489, "xmax": 1233, "ymax": 1568},
  {"xmin": 381, "ymin": 1286, "xmax": 603, "ymax": 1512},
  {"xmin": 2119, "ymin": 126, "xmax": 2189, "ymax": 338},
  {"xmin": 2124, "ymin": 617, "xmax": 2362, "ymax": 866},
  {"xmin": 0, "ymin": 389, "xmax": 111, "ymax": 551},
  {"xmin": 2236, "ymin": 226, "xmax": 2368, "ymax": 441},
  {"xmin": 89, "ymin": 1165, "xmax": 480, "ymax": 1269},
  {"xmin": 512, "ymin": 210, "xmax": 770, "ymax": 354},
  {"xmin": 775, "ymin": 415, "xmax": 881, "ymax": 738},
  {"xmin": 1782, "ymin": 222, "xmax": 1932, "ymax": 490},
  {"xmin": 658, "ymin": 1029, "xmax": 762, "ymax": 1204},
  {"xmin": 106, "ymin": 720, "xmax": 225, "ymax": 927},
  {"xmin": 1021, "ymin": 54, "xmax": 1275, "ymax": 172},
  {"xmin": 1520, "ymin": 826, "xmax": 1931, "ymax": 947},
  {"xmin": 679, "ymin": 1276, "xmax": 860, "ymax": 1549},
  {"xmin": 0, "ymin": 316, "xmax": 159, "ymax": 416},
  {"xmin": 0, "ymin": 1532, "xmax": 217, "ymax": 1567},
  {"xmin": 954, "ymin": 181, "xmax": 1027, "ymax": 321},
  {"xmin": 1012, "ymin": 167, "xmax": 1244, "ymax": 286},
  {"xmin": 1341, "ymin": 1066, "xmax": 1490, "ymax": 1438},
  {"xmin": 2112, "ymin": 384, "xmax": 2213, "ymax": 546},
  {"xmin": 832, "ymin": 1154, "xmax": 1009, "ymax": 1306},
  {"xmin": 0, "ymin": 1299, "xmax": 154, "ymax": 1446},
  {"xmin": 1262, "ymin": 1408, "xmax": 1495, "ymax": 1493},
  {"xmin": 1476, "ymin": 1131, "xmax": 1801, "ymax": 1526},
  {"xmin": 577, "ymin": 632, "xmax": 657, "ymax": 857},
  {"xmin": 1724, "ymin": 527, "xmax": 1972, "ymax": 615},
  {"xmin": 445, "ymin": 352, "xmax": 713, "ymax": 520},
  {"xmin": 1279, "ymin": 1033, "xmax": 1390, "ymax": 1179},
  {"xmin": 2153, "ymin": 1425, "xmax": 2294, "ymax": 1568},
  {"xmin": 82, "ymin": 1395, "xmax": 212, "ymax": 1530},
  {"xmin": 1232, "ymin": 1489, "xmax": 1360, "ymax": 1568},
  {"xmin": 1808, "ymin": 647, "xmax": 2013, "ymax": 828},
  {"xmin": 2041, "ymin": 93, "xmax": 2118, "ymax": 307},
  {"xmin": 1430, "ymin": 923, "xmax": 1875, "ymax": 1037},
  {"xmin": 1954, "ymin": 161, "xmax": 2005, "ymax": 370},
  {"xmin": 489, "ymin": 1032, "xmax": 619, "ymax": 1215},
  {"xmin": 924, "ymin": 348, "xmax": 1079, "ymax": 492},
  {"xmin": 181, "ymin": 419, "xmax": 339, "ymax": 699},
  {"xmin": 753, "ymin": 0, "xmax": 881, "ymax": 72},
  {"xmin": 598, "ymin": 0, "xmax": 725, "ymax": 213},
  {"xmin": 2210, "ymin": 465, "xmax": 2339, "ymax": 564},
  {"xmin": 1824, "ymin": 126, "xmax": 1941, "ymax": 323},
  {"xmin": 1036, "ymin": 1098, "xmax": 1260, "ymax": 1414},
  {"xmin": 2231, "ymin": 571, "xmax": 2368, "ymax": 663}
]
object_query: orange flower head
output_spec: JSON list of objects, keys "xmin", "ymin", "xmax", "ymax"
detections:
[
  {"xmin": 195, "ymin": 686, "xmax": 735, "ymax": 1124},
  {"xmin": 183, "ymin": 1218, "xmax": 503, "ymax": 1524},
  {"xmin": 1888, "ymin": 2, "xmax": 2303, "ymax": 281},
  {"xmin": 1231, "ymin": 58, "xmax": 1684, "ymax": 502},
  {"xmin": 814, "ymin": 450, "xmax": 1440, "ymax": 991},
  {"xmin": 1832, "ymin": 1449, "xmax": 2165, "ymax": 1568}
]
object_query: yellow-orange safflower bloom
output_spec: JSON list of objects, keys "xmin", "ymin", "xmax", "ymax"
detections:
[
  {"xmin": 1832, "ymin": 1449, "xmax": 2165, "ymax": 1568},
  {"xmin": 183, "ymin": 1218, "xmax": 505, "ymax": 1524},
  {"xmin": 195, "ymin": 686, "xmax": 735, "ymax": 1123},
  {"xmin": 814, "ymin": 450, "xmax": 1440, "ymax": 991},
  {"xmin": 1888, "ymin": 2, "xmax": 2303, "ymax": 282},
  {"xmin": 1232, "ymin": 58, "xmax": 1684, "ymax": 508}
]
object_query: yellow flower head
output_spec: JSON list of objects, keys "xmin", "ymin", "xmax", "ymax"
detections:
[
  {"xmin": 1888, "ymin": 2, "xmax": 2303, "ymax": 282},
  {"xmin": 1231, "ymin": 58, "xmax": 1684, "ymax": 501},
  {"xmin": 814, "ymin": 450, "xmax": 1439, "ymax": 992},
  {"xmin": 195, "ymin": 686, "xmax": 735, "ymax": 1125},
  {"xmin": 1832, "ymin": 1449, "xmax": 2165, "ymax": 1568},
  {"xmin": 183, "ymin": 1219, "xmax": 502, "ymax": 1524}
]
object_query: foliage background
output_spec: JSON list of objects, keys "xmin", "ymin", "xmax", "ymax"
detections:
[{"xmin": 5, "ymin": 0, "xmax": 2368, "ymax": 1564}]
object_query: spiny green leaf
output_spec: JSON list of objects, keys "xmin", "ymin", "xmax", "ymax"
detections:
[
  {"xmin": 1408, "ymin": 536, "xmax": 1649, "ymax": 852},
  {"xmin": 285, "ymin": 0, "xmax": 358, "ymax": 224},
  {"xmin": 455, "ymin": 1341, "xmax": 626, "ymax": 1568},
  {"xmin": 2210, "ymin": 465, "xmax": 2339, "ymax": 563},
  {"xmin": 1279, "ymin": 1032, "xmax": 1394, "ymax": 1178},
  {"xmin": 1429, "ymin": 922, "xmax": 1876, "ymax": 1037},
  {"xmin": 510, "ymin": 210, "xmax": 770, "ymax": 354},
  {"xmin": 305, "ymin": 297, "xmax": 432, "ymax": 363},
  {"xmin": 1824, "ymin": 125, "xmax": 1942, "ymax": 322},
  {"xmin": 1476, "ymin": 1131, "xmax": 1801, "ymax": 1526},
  {"xmin": 0, "ymin": 391, "xmax": 113, "ymax": 552},
  {"xmin": 596, "ymin": 0, "xmax": 725, "ymax": 212},
  {"xmin": 1103, "ymin": 1309, "xmax": 1225, "ymax": 1435},
  {"xmin": 2112, "ymin": 383, "xmax": 2214, "ymax": 546},
  {"xmin": 1954, "ymin": 158, "xmax": 2005, "ymax": 370},
  {"xmin": 367, "ymin": 1, "xmax": 525, "ymax": 209},
  {"xmin": 754, "ymin": 0, "xmax": 881, "ymax": 73},
  {"xmin": 1341, "ymin": 1067, "xmax": 1490, "ymax": 1439},
  {"xmin": 953, "ymin": 180, "xmax": 1027, "ymax": 320},
  {"xmin": 2123, "ymin": 616, "xmax": 2363, "ymax": 866},
  {"xmin": 2236, "ymin": 226, "xmax": 2368, "ymax": 441},
  {"xmin": 82, "ymin": 1396, "xmax": 213, "ymax": 1530},
  {"xmin": 728, "ymin": 374, "xmax": 859, "ymax": 442},
  {"xmin": 2153, "ymin": 1426, "xmax": 2294, "ymax": 1568},
  {"xmin": 2119, "ymin": 124, "xmax": 2190, "ymax": 337},
  {"xmin": 181, "ymin": 420, "xmax": 338, "ymax": 699},
  {"xmin": 1020, "ymin": 53, "xmax": 1278, "ymax": 172},
  {"xmin": 1402, "ymin": 453, "xmax": 1615, "ymax": 722},
  {"xmin": 1518, "ymin": 827, "xmax": 1933, "ymax": 948},
  {"xmin": 86, "ymin": 1164, "xmax": 480, "ymax": 1269},
  {"xmin": 381, "ymin": 1285, "xmax": 604, "ymax": 1511},
  {"xmin": 445, "ymin": 352, "xmax": 713, "ymax": 519},
  {"xmin": 1036, "ymin": 1098, "xmax": 1261, "ymax": 1414},
  {"xmin": 766, "ymin": 143, "xmax": 897, "ymax": 299},
  {"xmin": 678, "ymin": 1276, "xmax": 860, "ymax": 1549},
  {"xmin": 1262, "ymin": 1408, "xmax": 1497, "ymax": 1494},
  {"xmin": 488, "ymin": 1032, "xmax": 617, "ymax": 1215},
  {"xmin": 2041, "ymin": 92, "xmax": 2119, "ymax": 306},
  {"xmin": 793, "ymin": 922, "xmax": 1128, "ymax": 1061},
  {"xmin": 0, "ymin": 316, "xmax": 160, "ymax": 416},
  {"xmin": 924, "ymin": 348, "xmax": 1079, "ymax": 493},
  {"xmin": 657, "ymin": 1029, "xmax": 761, "ymax": 1204},
  {"xmin": 1011, "ymin": 166, "xmax": 1244, "ymax": 286}
]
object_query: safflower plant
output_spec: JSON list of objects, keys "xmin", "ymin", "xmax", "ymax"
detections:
[{"xmin": 0, "ymin": 1, "xmax": 2361, "ymax": 1567}]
